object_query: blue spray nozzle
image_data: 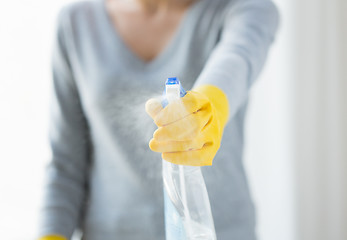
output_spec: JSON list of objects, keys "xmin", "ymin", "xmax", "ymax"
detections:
[
  {"xmin": 166, "ymin": 77, "xmax": 180, "ymax": 85},
  {"xmin": 162, "ymin": 77, "xmax": 187, "ymax": 107}
]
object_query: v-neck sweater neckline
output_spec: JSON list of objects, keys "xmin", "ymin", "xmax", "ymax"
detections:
[{"xmin": 98, "ymin": 0, "xmax": 203, "ymax": 71}]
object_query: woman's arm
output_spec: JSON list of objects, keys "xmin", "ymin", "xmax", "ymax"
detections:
[
  {"xmin": 146, "ymin": 0, "xmax": 279, "ymax": 166},
  {"xmin": 38, "ymin": 8, "xmax": 91, "ymax": 239},
  {"xmin": 194, "ymin": 0, "xmax": 280, "ymax": 120}
]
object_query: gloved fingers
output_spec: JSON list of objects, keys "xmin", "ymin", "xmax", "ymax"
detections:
[
  {"xmin": 155, "ymin": 91, "xmax": 210, "ymax": 126},
  {"xmin": 149, "ymin": 137, "xmax": 205, "ymax": 152},
  {"xmin": 182, "ymin": 91, "xmax": 210, "ymax": 112},
  {"xmin": 145, "ymin": 98, "xmax": 163, "ymax": 119},
  {"xmin": 153, "ymin": 109, "xmax": 212, "ymax": 141},
  {"xmin": 162, "ymin": 143, "xmax": 215, "ymax": 166}
]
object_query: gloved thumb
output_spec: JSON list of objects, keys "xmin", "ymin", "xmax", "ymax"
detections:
[{"xmin": 145, "ymin": 98, "xmax": 163, "ymax": 119}]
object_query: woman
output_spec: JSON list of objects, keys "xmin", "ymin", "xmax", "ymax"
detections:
[{"xmin": 38, "ymin": 0, "xmax": 279, "ymax": 239}]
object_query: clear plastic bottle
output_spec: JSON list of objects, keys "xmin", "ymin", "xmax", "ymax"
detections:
[{"xmin": 162, "ymin": 77, "xmax": 217, "ymax": 240}]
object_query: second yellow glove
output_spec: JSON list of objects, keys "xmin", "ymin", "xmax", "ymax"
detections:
[
  {"xmin": 145, "ymin": 84, "xmax": 229, "ymax": 166},
  {"xmin": 39, "ymin": 235, "xmax": 66, "ymax": 240}
]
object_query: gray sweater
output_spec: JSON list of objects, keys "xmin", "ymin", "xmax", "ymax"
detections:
[{"xmin": 39, "ymin": 0, "xmax": 279, "ymax": 239}]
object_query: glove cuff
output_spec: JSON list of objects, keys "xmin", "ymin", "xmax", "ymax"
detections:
[{"xmin": 193, "ymin": 84, "xmax": 230, "ymax": 128}]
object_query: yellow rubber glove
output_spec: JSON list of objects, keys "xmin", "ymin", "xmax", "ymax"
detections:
[
  {"xmin": 146, "ymin": 84, "xmax": 229, "ymax": 166},
  {"xmin": 39, "ymin": 235, "xmax": 66, "ymax": 240}
]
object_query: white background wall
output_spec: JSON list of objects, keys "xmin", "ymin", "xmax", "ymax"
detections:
[
  {"xmin": 0, "ymin": 0, "xmax": 346, "ymax": 240},
  {"xmin": 244, "ymin": 0, "xmax": 296, "ymax": 240},
  {"xmin": 0, "ymin": 1, "xmax": 70, "ymax": 239}
]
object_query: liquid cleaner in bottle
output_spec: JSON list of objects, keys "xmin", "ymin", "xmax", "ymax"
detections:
[{"xmin": 162, "ymin": 77, "xmax": 217, "ymax": 240}]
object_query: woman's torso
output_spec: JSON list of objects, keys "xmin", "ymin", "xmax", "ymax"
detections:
[{"xmin": 59, "ymin": 0, "xmax": 256, "ymax": 239}]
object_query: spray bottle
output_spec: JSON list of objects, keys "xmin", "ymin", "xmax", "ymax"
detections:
[{"xmin": 162, "ymin": 77, "xmax": 217, "ymax": 240}]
